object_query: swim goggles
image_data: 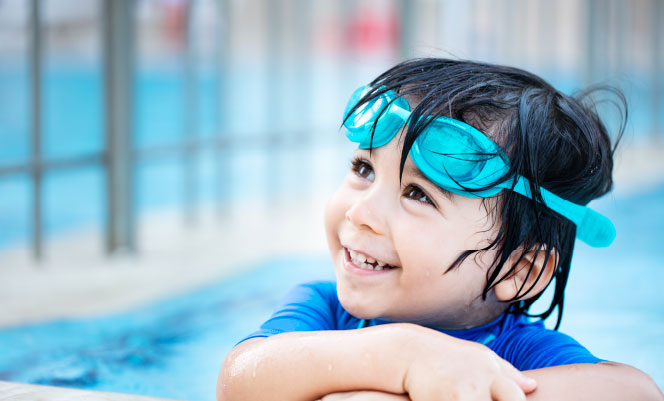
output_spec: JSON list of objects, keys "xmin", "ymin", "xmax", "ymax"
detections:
[{"xmin": 343, "ymin": 86, "xmax": 616, "ymax": 247}]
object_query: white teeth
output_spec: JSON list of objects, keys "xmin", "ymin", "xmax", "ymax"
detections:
[
  {"xmin": 361, "ymin": 262, "xmax": 380, "ymax": 271},
  {"xmin": 347, "ymin": 248, "xmax": 391, "ymax": 271}
]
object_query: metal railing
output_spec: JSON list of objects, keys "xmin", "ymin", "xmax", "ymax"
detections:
[
  {"xmin": 8, "ymin": 0, "xmax": 233, "ymax": 259},
  {"xmin": 5, "ymin": 0, "xmax": 339, "ymax": 260}
]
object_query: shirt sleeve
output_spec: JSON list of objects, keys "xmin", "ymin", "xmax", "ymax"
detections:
[
  {"xmin": 491, "ymin": 322, "xmax": 604, "ymax": 370},
  {"xmin": 237, "ymin": 281, "xmax": 339, "ymax": 344}
]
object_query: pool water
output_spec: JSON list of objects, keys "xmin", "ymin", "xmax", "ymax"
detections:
[
  {"xmin": 0, "ymin": 183, "xmax": 663, "ymax": 400},
  {"xmin": 0, "ymin": 256, "xmax": 335, "ymax": 400}
]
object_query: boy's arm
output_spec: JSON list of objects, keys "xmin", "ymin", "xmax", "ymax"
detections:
[
  {"xmin": 524, "ymin": 362, "xmax": 663, "ymax": 401},
  {"xmin": 217, "ymin": 323, "xmax": 536, "ymax": 401},
  {"xmin": 218, "ymin": 330, "xmax": 406, "ymax": 401}
]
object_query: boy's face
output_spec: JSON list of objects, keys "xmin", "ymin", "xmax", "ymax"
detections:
[{"xmin": 324, "ymin": 136, "xmax": 508, "ymax": 330}]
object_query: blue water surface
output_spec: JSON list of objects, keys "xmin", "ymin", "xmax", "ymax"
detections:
[{"xmin": 0, "ymin": 256, "xmax": 335, "ymax": 400}]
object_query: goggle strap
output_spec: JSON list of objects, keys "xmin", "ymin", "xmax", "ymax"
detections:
[{"xmin": 512, "ymin": 177, "xmax": 616, "ymax": 247}]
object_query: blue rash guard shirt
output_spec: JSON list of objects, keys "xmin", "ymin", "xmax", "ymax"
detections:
[{"xmin": 240, "ymin": 281, "xmax": 603, "ymax": 371}]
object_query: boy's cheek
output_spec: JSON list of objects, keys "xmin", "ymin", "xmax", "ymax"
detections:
[{"xmin": 323, "ymin": 189, "xmax": 345, "ymax": 250}]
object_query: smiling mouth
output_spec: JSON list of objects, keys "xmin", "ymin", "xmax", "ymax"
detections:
[{"xmin": 345, "ymin": 248, "xmax": 398, "ymax": 271}]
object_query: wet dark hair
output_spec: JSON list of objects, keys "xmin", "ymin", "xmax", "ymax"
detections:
[{"xmin": 344, "ymin": 58, "xmax": 626, "ymax": 329}]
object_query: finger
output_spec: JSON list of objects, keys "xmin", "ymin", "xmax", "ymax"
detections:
[
  {"xmin": 490, "ymin": 376, "xmax": 526, "ymax": 401},
  {"xmin": 497, "ymin": 359, "xmax": 537, "ymax": 393}
]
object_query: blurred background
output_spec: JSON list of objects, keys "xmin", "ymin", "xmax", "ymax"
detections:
[{"xmin": 0, "ymin": 0, "xmax": 662, "ymax": 400}]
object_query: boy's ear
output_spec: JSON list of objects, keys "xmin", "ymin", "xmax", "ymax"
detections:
[{"xmin": 493, "ymin": 246, "xmax": 558, "ymax": 302}]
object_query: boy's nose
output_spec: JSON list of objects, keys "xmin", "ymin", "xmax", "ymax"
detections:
[{"xmin": 345, "ymin": 195, "xmax": 388, "ymax": 236}]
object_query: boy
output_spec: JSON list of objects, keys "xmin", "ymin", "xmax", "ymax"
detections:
[{"xmin": 217, "ymin": 59, "xmax": 662, "ymax": 401}]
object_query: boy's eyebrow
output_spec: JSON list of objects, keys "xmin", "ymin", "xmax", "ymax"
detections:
[{"xmin": 404, "ymin": 165, "xmax": 455, "ymax": 201}]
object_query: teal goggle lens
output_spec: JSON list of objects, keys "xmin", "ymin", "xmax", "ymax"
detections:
[
  {"xmin": 412, "ymin": 118, "xmax": 509, "ymax": 197},
  {"xmin": 344, "ymin": 86, "xmax": 410, "ymax": 148}
]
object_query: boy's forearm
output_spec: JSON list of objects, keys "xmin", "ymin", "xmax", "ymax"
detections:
[
  {"xmin": 218, "ymin": 324, "xmax": 416, "ymax": 401},
  {"xmin": 525, "ymin": 362, "xmax": 663, "ymax": 401}
]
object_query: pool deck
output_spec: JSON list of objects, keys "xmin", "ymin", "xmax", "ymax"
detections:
[
  {"xmin": 0, "ymin": 196, "xmax": 329, "ymax": 329},
  {"xmin": 0, "ymin": 381, "xmax": 182, "ymax": 401}
]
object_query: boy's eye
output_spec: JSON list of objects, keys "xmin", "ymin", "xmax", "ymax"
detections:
[
  {"xmin": 404, "ymin": 184, "xmax": 434, "ymax": 206},
  {"xmin": 351, "ymin": 158, "xmax": 375, "ymax": 180}
]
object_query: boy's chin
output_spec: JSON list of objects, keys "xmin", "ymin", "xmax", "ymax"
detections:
[{"xmin": 336, "ymin": 284, "xmax": 384, "ymax": 320}]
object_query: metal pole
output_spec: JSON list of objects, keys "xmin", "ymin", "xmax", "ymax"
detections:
[
  {"xmin": 103, "ymin": 0, "xmax": 135, "ymax": 254},
  {"xmin": 340, "ymin": 0, "xmax": 354, "ymax": 92},
  {"xmin": 615, "ymin": 0, "xmax": 626, "ymax": 76},
  {"xmin": 543, "ymin": 0, "xmax": 557, "ymax": 73},
  {"xmin": 295, "ymin": 0, "xmax": 312, "ymax": 199},
  {"xmin": 265, "ymin": 0, "xmax": 282, "ymax": 203},
  {"xmin": 29, "ymin": 0, "xmax": 43, "ymax": 260},
  {"xmin": 652, "ymin": 0, "xmax": 662, "ymax": 139},
  {"xmin": 584, "ymin": 0, "xmax": 597, "ymax": 85},
  {"xmin": 399, "ymin": 0, "xmax": 415, "ymax": 60},
  {"xmin": 183, "ymin": 0, "xmax": 197, "ymax": 224},
  {"xmin": 216, "ymin": 0, "xmax": 230, "ymax": 218},
  {"xmin": 294, "ymin": 0, "xmax": 311, "ymax": 129}
]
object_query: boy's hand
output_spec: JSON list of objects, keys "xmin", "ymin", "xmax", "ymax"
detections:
[
  {"xmin": 317, "ymin": 391, "xmax": 411, "ymax": 400},
  {"xmin": 403, "ymin": 325, "xmax": 537, "ymax": 401}
]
